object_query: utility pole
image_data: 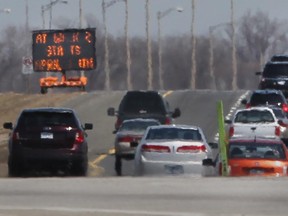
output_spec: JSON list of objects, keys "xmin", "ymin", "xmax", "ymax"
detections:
[
  {"xmin": 231, "ymin": 0, "xmax": 238, "ymax": 90},
  {"xmin": 190, "ymin": 0, "xmax": 196, "ymax": 90},
  {"xmin": 146, "ymin": 0, "xmax": 153, "ymax": 90}
]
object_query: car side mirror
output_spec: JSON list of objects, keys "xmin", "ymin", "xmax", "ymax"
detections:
[
  {"xmin": 208, "ymin": 142, "xmax": 218, "ymax": 149},
  {"xmin": 172, "ymin": 108, "xmax": 181, "ymax": 118},
  {"xmin": 241, "ymin": 99, "xmax": 247, "ymax": 105},
  {"xmin": 3, "ymin": 122, "xmax": 13, "ymax": 129},
  {"xmin": 84, "ymin": 123, "xmax": 93, "ymax": 130},
  {"xmin": 224, "ymin": 119, "xmax": 232, "ymax": 124},
  {"xmin": 202, "ymin": 158, "xmax": 215, "ymax": 167},
  {"xmin": 107, "ymin": 107, "xmax": 116, "ymax": 116},
  {"xmin": 255, "ymin": 71, "xmax": 262, "ymax": 76}
]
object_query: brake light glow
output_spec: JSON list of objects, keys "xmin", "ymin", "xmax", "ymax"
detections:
[
  {"xmin": 165, "ymin": 117, "xmax": 172, "ymax": 125},
  {"xmin": 115, "ymin": 118, "xmax": 122, "ymax": 129},
  {"xmin": 283, "ymin": 104, "xmax": 288, "ymax": 113},
  {"xmin": 177, "ymin": 145, "xmax": 207, "ymax": 153},
  {"xmin": 75, "ymin": 130, "xmax": 85, "ymax": 144},
  {"xmin": 12, "ymin": 131, "xmax": 19, "ymax": 142},
  {"xmin": 229, "ymin": 126, "xmax": 234, "ymax": 137},
  {"xmin": 141, "ymin": 144, "xmax": 170, "ymax": 153},
  {"xmin": 118, "ymin": 136, "xmax": 133, "ymax": 143},
  {"xmin": 275, "ymin": 126, "xmax": 281, "ymax": 136}
]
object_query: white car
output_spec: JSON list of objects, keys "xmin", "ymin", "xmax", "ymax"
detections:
[
  {"xmin": 225, "ymin": 107, "xmax": 288, "ymax": 140},
  {"xmin": 134, "ymin": 125, "xmax": 216, "ymax": 176}
]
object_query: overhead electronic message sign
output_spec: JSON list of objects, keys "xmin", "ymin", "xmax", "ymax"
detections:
[{"xmin": 32, "ymin": 28, "xmax": 96, "ymax": 72}]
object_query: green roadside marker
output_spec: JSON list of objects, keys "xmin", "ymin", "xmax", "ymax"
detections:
[{"xmin": 217, "ymin": 101, "xmax": 229, "ymax": 176}]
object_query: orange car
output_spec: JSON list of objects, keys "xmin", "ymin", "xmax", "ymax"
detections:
[{"xmin": 203, "ymin": 137, "xmax": 288, "ymax": 177}]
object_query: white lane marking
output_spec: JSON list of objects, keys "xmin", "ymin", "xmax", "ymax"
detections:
[{"xmin": 0, "ymin": 206, "xmax": 214, "ymax": 216}]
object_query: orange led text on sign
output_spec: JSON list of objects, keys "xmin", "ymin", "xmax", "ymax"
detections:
[
  {"xmin": 78, "ymin": 58, "xmax": 94, "ymax": 69},
  {"xmin": 85, "ymin": 31, "xmax": 92, "ymax": 43},
  {"xmin": 47, "ymin": 46, "xmax": 64, "ymax": 57},
  {"xmin": 70, "ymin": 45, "xmax": 81, "ymax": 55},
  {"xmin": 53, "ymin": 33, "xmax": 65, "ymax": 44},
  {"xmin": 34, "ymin": 59, "xmax": 62, "ymax": 71},
  {"xmin": 35, "ymin": 33, "xmax": 47, "ymax": 44}
]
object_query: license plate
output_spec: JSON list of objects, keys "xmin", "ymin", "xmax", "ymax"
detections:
[
  {"xmin": 41, "ymin": 132, "xmax": 53, "ymax": 139},
  {"xmin": 249, "ymin": 169, "xmax": 264, "ymax": 175},
  {"xmin": 164, "ymin": 164, "xmax": 184, "ymax": 175}
]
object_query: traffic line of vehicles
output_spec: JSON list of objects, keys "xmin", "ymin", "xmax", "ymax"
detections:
[{"xmin": 203, "ymin": 55, "xmax": 288, "ymax": 177}]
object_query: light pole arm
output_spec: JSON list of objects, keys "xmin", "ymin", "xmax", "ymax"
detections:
[{"xmin": 104, "ymin": 0, "xmax": 124, "ymax": 8}]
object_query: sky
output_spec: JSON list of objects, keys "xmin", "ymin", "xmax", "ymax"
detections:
[{"xmin": 1, "ymin": 0, "xmax": 288, "ymax": 39}]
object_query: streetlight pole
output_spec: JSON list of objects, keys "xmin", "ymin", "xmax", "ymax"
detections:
[
  {"xmin": 231, "ymin": 0, "xmax": 238, "ymax": 90},
  {"xmin": 157, "ymin": 7, "xmax": 183, "ymax": 90},
  {"xmin": 102, "ymin": 0, "xmax": 125, "ymax": 91},
  {"xmin": 209, "ymin": 23, "xmax": 230, "ymax": 90},
  {"xmin": 47, "ymin": 0, "xmax": 68, "ymax": 29},
  {"xmin": 125, "ymin": 0, "xmax": 132, "ymax": 90},
  {"xmin": 190, "ymin": 0, "xmax": 196, "ymax": 90},
  {"xmin": 146, "ymin": 0, "xmax": 153, "ymax": 90}
]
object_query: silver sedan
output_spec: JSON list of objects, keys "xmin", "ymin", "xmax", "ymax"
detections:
[{"xmin": 134, "ymin": 125, "xmax": 215, "ymax": 176}]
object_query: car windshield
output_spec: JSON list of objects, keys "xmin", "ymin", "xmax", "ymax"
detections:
[
  {"xmin": 119, "ymin": 120, "xmax": 159, "ymax": 132},
  {"xmin": 250, "ymin": 93, "xmax": 283, "ymax": 106},
  {"xmin": 272, "ymin": 108, "xmax": 286, "ymax": 119},
  {"xmin": 229, "ymin": 142, "xmax": 286, "ymax": 160},
  {"xmin": 146, "ymin": 128, "xmax": 202, "ymax": 141},
  {"xmin": 263, "ymin": 64, "xmax": 288, "ymax": 78},
  {"xmin": 17, "ymin": 111, "xmax": 78, "ymax": 128},
  {"xmin": 234, "ymin": 110, "xmax": 275, "ymax": 123}
]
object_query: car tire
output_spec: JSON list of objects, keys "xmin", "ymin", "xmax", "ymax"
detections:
[
  {"xmin": 70, "ymin": 158, "xmax": 88, "ymax": 176},
  {"xmin": 115, "ymin": 155, "xmax": 122, "ymax": 176},
  {"xmin": 8, "ymin": 156, "xmax": 23, "ymax": 177}
]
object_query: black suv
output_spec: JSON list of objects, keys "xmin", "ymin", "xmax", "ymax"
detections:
[
  {"xmin": 241, "ymin": 89, "xmax": 288, "ymax": 114},
  {"xmin": 256, "ymin": 61, "xmax": 288, "ymax": 96},
  {"xmin": 107, "ymin": 91, "xmax": 181, "ymax": 131},
  {"xmin": 3, "ymin": 107, "xmax": 93, "ymax": 177}
]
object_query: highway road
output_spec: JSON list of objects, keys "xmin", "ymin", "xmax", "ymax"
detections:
[{"xmin": 1, "ymin": 89, "xmax": 288, "ymax": 216}]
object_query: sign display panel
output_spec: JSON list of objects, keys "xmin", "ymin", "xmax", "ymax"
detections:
[{"xmin": 32, "ymin": 28, "xmax": 96, "ymax": 72}]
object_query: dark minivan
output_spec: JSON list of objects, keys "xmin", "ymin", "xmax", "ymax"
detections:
[
  {"xmin": 107, "ymin": 91, "xmax": 181, "ymax": 131},
  {"xmin": 3, "ymin": 107, "xmax": 93, "ymax": 177}
]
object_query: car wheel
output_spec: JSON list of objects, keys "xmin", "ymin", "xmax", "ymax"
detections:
[
  {"xmin": 8, "ymin": 156, "xmax": 23, "ymax": 177},
  {"xmin": 115, "ymin": 155, "xmax": 122, "ymax": 176},
  {"xmin": 70, "ymin": 158, "xmax": 88, "ymax": 176}
]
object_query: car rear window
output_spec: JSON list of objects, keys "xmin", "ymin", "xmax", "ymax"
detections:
[
  {"xmin": 119, "ymin": 93, "xmax": 166, "ymax": 115},
  {"xmin": 250, "ymin": 93, "xmax": 283, "ymax": 106},
  {"xmin": 229, "ymin": 142, "xmax": 286, "ymax": 160},
  {"xmin": 17, "ymin": 111, "xmax": 78, "ymax": 128},
  {"xmin": 146, "ymin": 128, "xmax": 202, "ymax": 141},
  {"xmin": 263, "ymin": 64, "xmax": 288, "ymax": 78},
  {"xmin": 119, "ymin": 120, "xmax": 160, "ymax": 132},
  {"xmin": 234, "ymin": 110, "xmax": 275, "ymax": 123}
]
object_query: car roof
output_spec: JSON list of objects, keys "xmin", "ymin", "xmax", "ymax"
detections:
[
  {"xmin": 122, "ymin": 118, "xmax": 161, "ymax": 123},
  {"xmin": 147, "ymin": 124, "xmax": 200, "ymax": 130},
  {"xmin": 235, "ymin": 106, "xmax": 275, "ymax": 112},
  {"xmin": 251, "ymin": 89, "xmax": 284, "ymax": 95},
  {"xmin": 22, "ymin": 107, "xmax": 74, "ymax": 113}
]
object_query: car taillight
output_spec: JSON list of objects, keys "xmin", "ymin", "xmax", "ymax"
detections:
[
  {"xmin": 12, "ymin": 131, "xmax": 19, "ymax": 142},
  {"xmin": 118, "ymin": 136, "xmax": 133, "ymax": 142},
  {"xmin": 115, "ymin": 118, "xmax": 122, "ymax": 130},
  {"xmin": 275, "ymin": 126, "xmax": 281, "ymax": 136},
  {"xmin": 282, "ymin": 104, "xmax": 288, "ymax": 113},
  {"xmin": 177, "ymin": 145, "xmax": 207, "ymax": 153},
  {"xmin": 246, "ymin": 103, "xmax": 251, "ymax": 108},
  {"xmin": 141, "ymin": 144, "xmax": 170, "ymax": 153},
  {"xmin": 229, "ymin": 127, "xmax": 234, "ymax": 137},
  {"xmin": 165, "ymin": 117, "xmax": 172, "ymax": 125},
  {"xmin": 75, "ymin": 130, "xmax": 85, "ymax": 144}
]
